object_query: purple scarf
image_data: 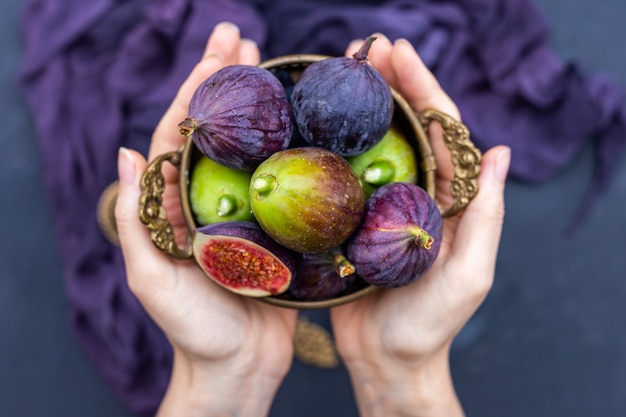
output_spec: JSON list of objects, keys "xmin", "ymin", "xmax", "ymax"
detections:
[{"xmin": 18, "ymin": 0, "xmax": 626, "ymax": 415}]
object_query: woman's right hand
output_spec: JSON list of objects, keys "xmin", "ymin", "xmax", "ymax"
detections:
[{"xmin": 115, "ymin": 22, "xmax": 298, "ymax": 417}]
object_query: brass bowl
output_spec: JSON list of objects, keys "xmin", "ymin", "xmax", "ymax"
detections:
[{"xmin": 135, "ymin": 54, "xmax": 482, "ymax": 310}]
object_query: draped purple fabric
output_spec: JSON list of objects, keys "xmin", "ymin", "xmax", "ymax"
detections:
[{"xmin": 18, "ymin": 0, "xmax": 626, "ymax": 415}]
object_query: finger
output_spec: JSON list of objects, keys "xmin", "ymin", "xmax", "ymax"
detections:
[
  {"xmin": 203, "ymin": 21, "xmax": 242, "ymax": 65},
  {"xmin": 447, "ymin": 146, "xmax": 511, "ymax": 289},
  {"xmin": 390, "ymin": 39, "xmax": 459, "ymax": 184},
  {"xmin": 390, "ymin": 39, "xmax": 459, "ymax": 119},
  {"xmin": 115, "ymin": 147, "xmax": 166, "ymax": 279},
  {"xmin": 344, "ymin": 39, "xmax": 363, "ymax": 57},
  {"xmin": 365, "ymin": 33, "xmax": 396, "ymax": 87},
  {"xmin": 238, "ymin": 38, "xmax": 261, "ymax": 65},
  {"xmin": 148, "ymin": 22, "xmax": 243, "ymax": 160}
]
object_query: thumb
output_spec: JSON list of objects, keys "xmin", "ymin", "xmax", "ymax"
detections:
[
  {"xmin": 448, "ymin": 146, "xmax": 510, "ymax": 278},
  {"xmin": 114, "ymin": 147, "xmax": 162, "ymax": 278}
]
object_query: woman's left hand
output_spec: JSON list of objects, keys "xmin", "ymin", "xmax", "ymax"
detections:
[{"xmin": 330, "ymin": 34, "xmax": 510, "ymax": 417}]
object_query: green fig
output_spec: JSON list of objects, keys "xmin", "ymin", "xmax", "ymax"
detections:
[
  {"xmin": 189, "ymin": 156, "xmax": 254, "ymax": 225},
  {"xmin": 249, "ymin": 147, "xmax": 365, "ymax": 253},
  {"xmin": 347, "ymin": 127, "xmax": 418, "ymax": 198}
]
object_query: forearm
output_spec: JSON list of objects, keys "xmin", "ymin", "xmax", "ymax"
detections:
[
  {"xmin": 344, "ymin": 348, "xmax": 464, "ymax": 417},
  {"xmin": 157, "ymin": 348, "xmax": 283, "ymax": 417}
]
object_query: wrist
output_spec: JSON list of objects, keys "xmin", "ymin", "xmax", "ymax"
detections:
[
  {"xmin": 157, "ymin": 347, "xmax": 286, "ymax": 417},
  {"xmin": 342, "ymin": 346, "xmax": 464, "ymax": 417}
]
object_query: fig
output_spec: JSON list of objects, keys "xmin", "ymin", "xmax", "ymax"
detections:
[
  {"xmin": 189, "ymin": 156, "xmax": 254, "ymax": 225},
  {"xmin": 178, "ymin": 65, "xmax": 293, "ymax": 170},
  {"xmin": 192, "ymin": 221, "xmax": 295, "ymax": 297},
  {"xmin": 347, "ymin": 126, "xmax": 418, "ymax": 198},
  {"xmin": 347, "ymin": 182, "xmax": 443, "ymax": 288},
  {"xmin": 269, "ymin": 67, "xmax": 308, "ymax": 148},
  {"xmin": 288, "ymin": 247, "xmax": 358, "ymax": 301},
  {"xmin": 290, "ymin": 36, "xmax": 394, "ymax": 157},
  {"xmin": 249, "ymin": 147, "xmax": 365, "ymax": 253}
]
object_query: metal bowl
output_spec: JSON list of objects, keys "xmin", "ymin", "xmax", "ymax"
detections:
[{"xmin": 136, "ymin": 54, "xmax": 482, "ymax": 310}]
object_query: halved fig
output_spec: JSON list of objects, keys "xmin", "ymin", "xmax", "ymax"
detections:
[{"xmin": 192, "ymin": 221, "xmax": 295, "ymax": 297}]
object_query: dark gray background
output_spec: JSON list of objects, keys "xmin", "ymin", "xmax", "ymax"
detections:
[{"xmin": 2, "ymin": 1, "xmax": 626, "ymax": 416}]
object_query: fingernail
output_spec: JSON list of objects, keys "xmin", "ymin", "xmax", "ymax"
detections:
[
  {"xmin": 215, "ymin": 21, "xmax": 240, "ymax": 34},
  {"xmin": 494, "ymin": 147, "xmax": 511, "ymax": 182},
  {"xmin": 240, "ymin": 38, "xmax": 258, "ymax": 48},
  {"xmin": 204, "ymin": 52, "xmax": 224, "ymax": 62},
  {"xmin": 118, "ymin": 147, "xmax": 136, "ymax": 185},
  {"xmin": 394, "ymin": 38, "xmax": 409, "ymax": 45}
]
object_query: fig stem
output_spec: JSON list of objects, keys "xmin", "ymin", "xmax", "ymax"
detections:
[
  {"xmin": 334, "ymin": 254, "xmax": 356, "ymax": 278},
  {"xmin": 361, "ymin": 160, "xmax": 395, "ymax": 186},
  {"xmin": 252, "ymin": 174, "xmax": 278, "ymax": 198},
  {"xmin": 353, "ymin": 36, "xmax": 377, "ymax": 62},
  {"xmin": 415, "ymin": 229, "xmax": 435, "ymax": 250},
  {"xmin": 178, "ymin": 118, "xmax": 198, "ymax": 136},
  {"xmin": 217, "ymin": 194, "xmax": 239, "ymax": 217}
]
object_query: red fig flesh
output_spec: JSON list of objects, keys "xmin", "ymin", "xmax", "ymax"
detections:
[{"xmin": 192, "ymin": 221, "xmax": 295, "ymax": 297}]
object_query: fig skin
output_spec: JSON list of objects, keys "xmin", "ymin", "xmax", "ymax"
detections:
[
  {"xmin": 179, "ymin": 65, "xmax": 293, "ymax": 170},
  {"xmin": 347, "ymin": 182, "xmax": 443, "ymax": 289},
  {"xmin": 288, "ymin": 247, "xmax": 358, "ymax": 301},
  {"xmin": 249, "ymin": 147, "xmax": 365, "ymax": 253},
  {"xmin": 290, "ymin": 37, "xmax": 394, "ymax": 157},
  {"xmin": 347, "ymin": 126, "xmax": 418, "ymax": 198},
  {"xmin": 189, "ymin": 156, "xmax": 255, "ymax": 225},
  {"xmin": 192, "ymin": 221, "xmax": 296, "ymax": 297},
  {"xmin": 269, "ymin": 67, "xmax": 308, "ymax": 148}
]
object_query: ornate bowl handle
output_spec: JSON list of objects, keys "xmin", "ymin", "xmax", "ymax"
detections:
[
  {"xmin": 418, "ymin": 109, "xmax": 482, "ymax": 217},
  {"xmin": 138, "ymin": 150, "xmax": 193, "ymax": 260}
]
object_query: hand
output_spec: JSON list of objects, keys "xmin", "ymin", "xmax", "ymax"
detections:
[
  {"xmin": 115, "ymin": 22, "xmax": 298, "ymax": 417},
  {"xmin": 330, "ymin": 35, "xmax": 511, "ymax": 417}
]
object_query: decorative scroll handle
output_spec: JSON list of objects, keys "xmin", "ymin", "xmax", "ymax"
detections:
[
  {"xmin": 138, "ymin": 150, "xmax": 193, "ymax": 260},
  {"xmin": 418, "ymin": 109, "xmax": 482, "ymax": 217}
]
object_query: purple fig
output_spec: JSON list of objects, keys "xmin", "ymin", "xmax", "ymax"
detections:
[
  {"xmin": 269, "ymin": 67, "xmax": 308, "ymax": 148},
  {"xmin": 179, "ymin": 65, "xmax": 293, "ymax": 170},
  {"xmin": 288, "ymin": 247, "xmax": 358, "ymax": 301},
  {"xmin": 347, "ymin": 182, "xmax": 443, "ymax": 288},
  {"xmin": 192, "ymin": 221, "xmax": 295, "ymax": 297},
  {"xmin": 249, "ymin": 147, "xmax": 365, "ymax": 253},
  {"xmin": 291, "ymin": 37, "xmax": 394, "ymax": 157}
]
